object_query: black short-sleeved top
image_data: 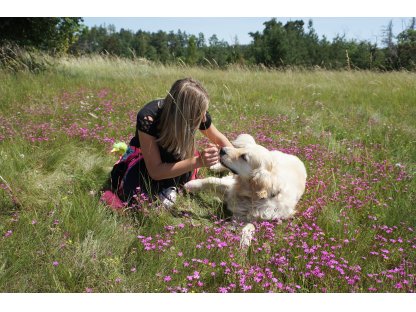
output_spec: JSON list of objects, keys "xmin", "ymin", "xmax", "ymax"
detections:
[{"xmin": 129, "ymin": 99, "xmax": 212, "ymax": 162}]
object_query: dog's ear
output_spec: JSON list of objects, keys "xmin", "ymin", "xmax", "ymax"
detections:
[
  {"xmin": 250, "ymin": 169, "xmax": 273, "ymax": 199},
  {"xmin": 233, "ymin": 134, "xmax": 256, "ymax": 148}
]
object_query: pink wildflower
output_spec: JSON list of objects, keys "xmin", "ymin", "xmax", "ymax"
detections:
[
  {"xmin": 193, "ymin": 271, "xmax": 200, "ymax": 279},
  {"xmin": 4, "ymin": 230, "xmax": 12, "ymax": 237},
  {"xmin": 394, "ymin": 283, "xmax": 403, "ymax": 289}
]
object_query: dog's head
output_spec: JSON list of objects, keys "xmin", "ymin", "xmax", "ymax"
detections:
[{"xmin": 220, "ymin": 137, "xmax": 279, "ymax": 200}]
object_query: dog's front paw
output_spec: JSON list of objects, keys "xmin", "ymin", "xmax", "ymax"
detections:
[
  {"xmin": 184, "ymin": 179, "xmax": 203, "ymax": 192},
  {"xmin": 209, "ymin": 162, "xmax": 228, "ymax": 173},
  {"xmin": 240, "ymin": 223, "xmax": 255, "ymax": 250}
]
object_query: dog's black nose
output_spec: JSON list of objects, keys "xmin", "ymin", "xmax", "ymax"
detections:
[{"xmin": 219, "ymin": 148, "xmax": 226, "ymax": 156}]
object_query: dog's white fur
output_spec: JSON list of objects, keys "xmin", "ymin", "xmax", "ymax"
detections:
[{"xmin": 185, "ymin": 134, "xmax": 307, "ymax": 249}]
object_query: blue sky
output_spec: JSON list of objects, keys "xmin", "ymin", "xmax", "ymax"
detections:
[
  {"xmin": 82, "ymin": 17, "xmax": 413, "ymax": 46},
  {"xmin": 3, "ymin": 0, "xmax": 415, "ymax": 46}
]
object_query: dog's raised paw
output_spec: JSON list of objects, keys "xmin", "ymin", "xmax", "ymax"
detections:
[
  {"xmin": 240, "ymin": 223, "xmax": 255, "ymax": 250},
  {"xmin": 184, "ymin": 180, "xmax": 203, "ymax": 192},
  {"xmin": 209, "ymin": 162, "xmax": 228, "ymax": 173}
]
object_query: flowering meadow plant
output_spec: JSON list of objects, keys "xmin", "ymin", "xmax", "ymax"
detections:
[{"xmin": 0, "ymin": 59, "xmax": 415, "ymax": 292}]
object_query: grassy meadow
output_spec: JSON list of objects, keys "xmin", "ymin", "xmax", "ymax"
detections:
[{"xmin": 0, "ymin": 56, "xmax": 415, "ymax": 292}]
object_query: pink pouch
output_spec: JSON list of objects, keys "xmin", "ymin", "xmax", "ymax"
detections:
[
  {"xmin": 100, "ymin": 190, "xmax": 126, "ymax": 210},
  {"xmin": 191, "ymin": 150, "xmax": 201, "ymax": 180}
]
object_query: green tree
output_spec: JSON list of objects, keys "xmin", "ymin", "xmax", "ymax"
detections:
[
  {"xmin": 369, "ymin": 44, "xmax": 386, "ymax": 70},
  {"xmin": 397, "ymin": 21, "xmax": 416, "ymax": 69},
  {"xmin": 102, "ymin": 34, "xmax": 122, "ymax": 55},
  {"xmin": 249, "ymin": 18, "xmax": 314, "ymax": 67},
  {"xmin": 117, "ymin": 28, "xmax": 135, "ymax": 57},
  {"xmin": 253, "ymin": 18, "xmax": 288, "ymax": 66},
  {"xmin": 283, "ymin": 20, "xmax": 309, "ymax": 66},
  {"xmin": 228, "ymin": 36, "xmax": 245, "ymax": 65},
  {"xmin": 348, "ymin": 40, "xmax": 373, "ymax": 69},
  {"xmin": 0, "ymin": 17, "xmax": 83, "ymax": 53},
  {"xmin": 206, "ymin": 34, "xmax": 229, "ymax": 67},
  {"xmin": 150, "ymin": 31, "xmax": 171, "ymax": 62},
  {"xmin": 317, "ymin": 35, "xmax": 332, "ymax": 68},
  {"xmin": 381, "ymin": 20, "xmax": 398, "ymax": 69},
  {"xmin": 132, "ymin": 30, "xmax": 150, "ymax": 58},
  {"xmin": 80, "ymin": 25, "xmax": 108, "ymax": 53},
  {"xmin": 186, "ymin": 35, "xmax": 199, "ymax": 65},
  {"xmin": 167, "ymin": 31, "xmax": 184, "ymax": 59},
  {"xmin": 328, "ymin": 35, "xmax": 349, "ymax": 69},
  {"xmin": 305, "ymin": 20, "xmax": 321, "ymax": 66},
  {"xmin": 196, "ymin": 33, "xmax": 206, "ymax": 48}
]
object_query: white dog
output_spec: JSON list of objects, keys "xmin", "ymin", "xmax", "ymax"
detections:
[{"xmin": 185, "ymin": 134, "xmax": 307, "ymax": 249}]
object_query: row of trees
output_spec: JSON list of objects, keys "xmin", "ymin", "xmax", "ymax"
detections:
[
  {"xmin": 70, "ymin": 24, "xmax": 245, "ymax": 67},
  {"xmin": 1, "ymin": 17, "xmax": 415, "ymax": 70}
]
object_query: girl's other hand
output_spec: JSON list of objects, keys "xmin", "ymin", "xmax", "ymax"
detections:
[{"xmin": 198, "ymin": 144, "xmax": 219, "ymax": 167}]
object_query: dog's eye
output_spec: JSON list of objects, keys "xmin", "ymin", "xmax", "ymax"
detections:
[{"xmin": 240, "ymin": 154, "xmax": 248, "ymax": 161}]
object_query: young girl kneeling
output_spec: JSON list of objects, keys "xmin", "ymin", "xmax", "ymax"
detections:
[{"xmin": 111, "ymin": 77, "xmax": 232, "ymax": 208}]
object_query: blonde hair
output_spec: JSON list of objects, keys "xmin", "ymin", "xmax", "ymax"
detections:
[{"xmin": 157, "ymin": 78, "xmax": 209, "ymax": 160}]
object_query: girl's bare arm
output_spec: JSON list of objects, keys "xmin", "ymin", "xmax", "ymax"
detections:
[{"xmin": 138, "ymin": 131, "xmax": 219, "ymax": 181}]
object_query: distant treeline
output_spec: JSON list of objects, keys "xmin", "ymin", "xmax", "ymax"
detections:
[{"xmin": 1, "ymin": 17, "xmax": 416, "ymax": 70}]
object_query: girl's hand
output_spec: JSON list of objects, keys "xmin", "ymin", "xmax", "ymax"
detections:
[{"xmin": 197, "ymin": 144, "xmax": 219, "ymax": 167}]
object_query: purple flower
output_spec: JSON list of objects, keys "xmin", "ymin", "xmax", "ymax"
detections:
[
  {"xmin": 193, "ymin": 271, "xmax": 200, "ymax": 279},
  {"xmin": 164, "ymin": 276, "xmax": 172, "ymax": 282},
  {"xmin": 4, "ymin": 230, "xmax": 12, "ymax": 237},
  {"xmin": 394, "ymin": 283, "xmax": 403, "ymax": 289},
  {"xmin": 52, "ymin": 261, "xmax": 59, "ymax": 267}
]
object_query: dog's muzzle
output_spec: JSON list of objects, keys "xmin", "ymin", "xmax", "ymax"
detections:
[{"xmin": 219, "ymin": 152, "xmax": 238, "ymax": 175}]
